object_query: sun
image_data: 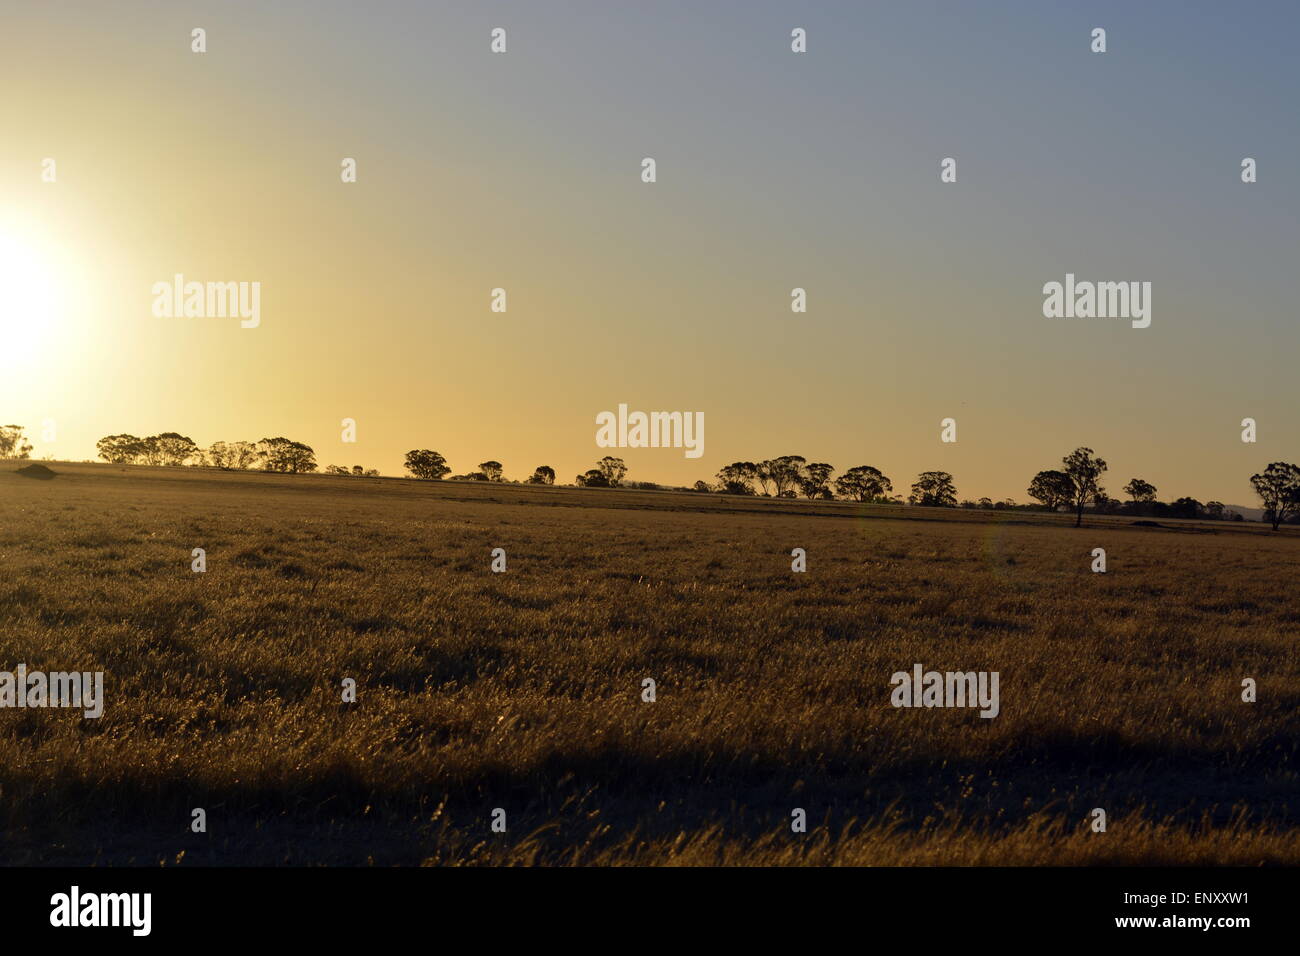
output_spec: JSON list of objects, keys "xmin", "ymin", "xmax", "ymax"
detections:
[{"xmin": 0, "ymin": 228, "xmax": 67, "ymax": 368}]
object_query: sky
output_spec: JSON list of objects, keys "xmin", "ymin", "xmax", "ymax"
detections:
[{"xmin": 2, "ymin": 0, "xmax": 1297, "ymax": 504}]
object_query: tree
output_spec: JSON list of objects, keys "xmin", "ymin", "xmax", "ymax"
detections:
[
  {"xmin": 978, "ymin": 497, "xmax": 993, "ymax": 510},
  {"xmin": 1123, "ymin": 478, "xmax": 1157, "ymax": 504},
  {"xmin": 405, "ymin": 449, "xmax": 451, "ymax": 480},
  {"xmin": 1170, "ymin": 497, "xmax": 1203, "ymax": 519},
  {"xmin": 207, "ymin": 441, "xmax": 234, "ymax": 469},
  {"xmin": 154, "ymin": 432, "xmax": 199, "ymax": 466},
  {"xmin": 1061, "ymin": 447, "xmax": 1107, "ymax": 527},
  {"xmin": 351, "ymin": 465, "xmax": 365, "ymax": 476},
  {"xmin": 206, "ymin": 440, "xmax": 257, "ymax": 470},
  {"xmin": 227, "ymin": 441, "xmax": 258, "ymax": 470},
  {"xmin": 1250, "ymin": 462, "xmax": 1300, "ymax": 531},
  {"xmin": 716, "ymin": 462, "xmax": 757, "ymax": 495},
  {"xmin": 528, "ymin": 465, "xmax": 555, "ymax": 485},
  {"xmin": 324, "ymin": 464, "xmax": 350, "ymax": 475},
  {"xmin": 1204, "ymin": 501, "xmax": 1226, "ymax": 521},
  {"xmin": 97, "ymin": 434, "xmax": 142, "ymax": 464},
  {"xmin": 0, "ymin": 425, "xmax": 33, "ymax": 459},
  {"xmin": 769, "ymin": 456, "xmax": 806, "ymax": 497},
  {"xmin": 910, "ymin": 471, "xmax": 957, "ymax": 507},
  {"xmin": 798, "ymin": 462, "xmax": 835, "ymax": 500},
  {"xmin": 692, "ymin": 480, "xmax": 711, "ymax": 493},
  {"xmin": 576, "ymin": 469, "xmax": 610, "ymax": 487},
  {"xmin": 257, "ymin": 437, "xmax": 317, "ymax": 474},
  {"xmin": 479, "ymin": 461, "xmax": 504, "ymax": 482},
  {"xmin": 1027, "ymin": 470, "xmax": 1074, "ymax": 512},
  {"xmin": 834, "ymin": 465, "xmax": 892, "ymax": 502},
  {"xmin": 135, "ymin": 435, "xmax": 163, "ymax": 466},
  {"xmin": 597, "ymin": 456, "xmax": 627, "ymax": 488},
  {"xmin": 754, "ymin": 460, "xmax": 776, "ymax": 496}
]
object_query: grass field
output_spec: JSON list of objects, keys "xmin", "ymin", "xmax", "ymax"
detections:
[{"xmin": 1, "ymin": 461, "xmax": 1297, "ymax": 865}]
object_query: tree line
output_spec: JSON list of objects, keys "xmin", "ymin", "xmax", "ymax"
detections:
[
  {"xmin": 703, "ymin": 448, "xmax": 1300, "ymax": 530},
  {"xmin": 6, "ymin": 424, "xmax": 1299, "ymax": 530}
]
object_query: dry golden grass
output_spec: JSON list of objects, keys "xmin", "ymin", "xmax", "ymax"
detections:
[{"xmin": 1, "ymin": 461, "xmax": 1296, "ymax": 865}]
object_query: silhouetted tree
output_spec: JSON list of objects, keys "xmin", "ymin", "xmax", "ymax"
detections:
[
  {"xmin": 479, "ymin": 461, "xmax": 504, "ymax": 482},
  {"xmin": 135, "ymin": 435, "xmax": 163, "ymax": 466},
  {"xmin": 258, "ymin": 437, "xmax": 317, "ymax": 474},
  {"xmin": 798, "ymin": 462, "xmax": 835, "ymax": 499},
  {"xmin": 405, "ymin": 449, "xmax": 451, "ymax": 480},
  {"xmin": 528, "ymin": 465, "xmax": 555, "ymax": 485},
  {"xmin": 97, "ymin": 434, "xmax": 141, "ymax": 464},
  {"xmin": 1250, "ymin": 462, "xmax": 1300, "ymax": 530},
  {"xmin": 768, "ymin": 456, "xmax": 806, "ymax": 497},
  {"xmin": 576, "ymin": 469, "xmax": 610, "ymax": 487},
  {"xmin": 0, "ymin": 425, "xmax": 33, "ymax": 459},
  {"xmin": 207, "ymin": 440, "xmax": 257, "ymax": 470},
  {"xmin": 1123, "ymin": 478, "xmax": 1157, "ymax": 504},
  {"xmin": 1061, "ymin": 447, "xmax": 1107, "ymax": 527},
  {"xmin": 911, "ymin": 471, "xmax": 957, "ymax": 507},
  {"xmin": 834, "ymin": 465, "xmax": 892, "ymax": 502},
  {"xmin": 1027, "ymin": 469, "xmax": 1073, "ymax": 511},
  {"xmin": 597, "ymin": 456, "xmax": 627, "ymax": 487},
  {"xmin": 154, "ymin": 432, "xmax": 199, "ymax": 466},
  {"xmin": 716, "ymin": 462, "xmax": 757, "ymax": 495}
]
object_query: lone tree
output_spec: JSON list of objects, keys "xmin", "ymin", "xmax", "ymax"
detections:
[
  {"xmin": 834, "ymin": 465, "xmax": 892, "ymax": 502},
  {"xmin": 478, "ymin": 461, "xmax": 504, "ymax": 482},
  {"xmin": 911, "ymin": 471, "xmax": 957, "ymax": 507},
  {"xmin": 1061, "ymin": 447, "xmax": 1107, "ymax": 527},
  {"xmin": 1250, "ymin": 461, "xmax": 1300, "ymax": 531},
  {"xmin": 0, "ymin": 425, "xmax": 33, "ymax": 459},
  {"xmin": 597, "ymin": 455, "xmax": 627, "ymax": 487},
  {"xmin": 798, "ymin": 462, "xmax": 835, "ymax": 499},
  {"xmin": 1122, "ymin": 478, "xmax": 1157, "ymax": 504},
  {"xmin": 527, "ymin": 465, "xmax": 555, "ymax": 485},
  {"xmin": 1027, "ymin": 469, "xmax": 1074, "ymax": 512},
  {"xmin": 405, "ymin": 449, "xmax": 451, "ymax": 480}
]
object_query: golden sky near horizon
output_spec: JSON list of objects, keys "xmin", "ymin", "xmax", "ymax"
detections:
[{"xmin": 2, "ymin": 2, "xmax": 1297, "ymax": 506}]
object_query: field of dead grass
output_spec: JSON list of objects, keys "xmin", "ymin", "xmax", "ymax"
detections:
[{"xmin": 1, "ymin": 461, "xmax": 1296, "ymax": 865}]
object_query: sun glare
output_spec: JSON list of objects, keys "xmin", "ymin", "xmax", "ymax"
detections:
[{"xmin": 0, "ymin": 228, "xmax": 68, "ymax": 374}]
